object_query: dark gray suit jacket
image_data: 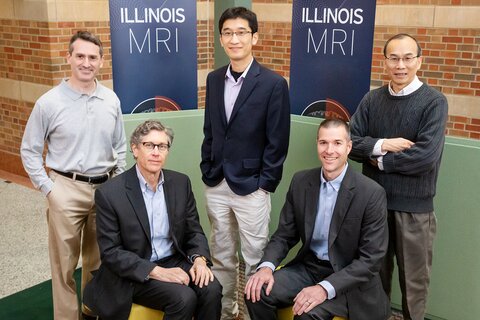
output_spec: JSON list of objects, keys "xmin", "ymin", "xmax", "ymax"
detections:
[
  {"xmin": 200, "ymin": 59, "xmax": 291, "ymax": 195},
  {"xmin": 262, "ymin": 166, "xmax": 390, "ymax": 320},
  {"xmin": 83, "ymin": 167, "xmax": 211, "ymax": 320}
]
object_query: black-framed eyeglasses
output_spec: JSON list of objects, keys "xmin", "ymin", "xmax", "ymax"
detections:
[
  {"xmin": 220, "ymin": 30, "xmax": 252, "ymax": 39},
  {"xmin": 385, "ymin": 55, "xmax": 419, "ymax": 66},
  {"xmin": 141, "ymin": 142, "xmax": 170, "ymax": 152}
]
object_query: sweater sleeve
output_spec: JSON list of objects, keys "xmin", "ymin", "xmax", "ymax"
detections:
[
  {"xmin": 349, "ymin": 93, "xmax": 381, "ymax": 162},
  {"xmin": 382, "ymin": 94, "xmax": 448, "ymax": 175}
]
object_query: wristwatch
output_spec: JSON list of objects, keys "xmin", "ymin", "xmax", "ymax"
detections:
[
  {"xmin": 195, "ymin": 256, "xmax": 208, "ymax": 264},
  {"xmin": 190, "ymin": 254, "xmax": 211, "ymax": 266}
]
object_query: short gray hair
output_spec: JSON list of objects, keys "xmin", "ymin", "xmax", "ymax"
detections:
[
  {"xmin": 130, "ymin": 120, "xmax": 174, "ymax": 146},
  {"xmin": 69, "ymin": 31, "xmax": 104, "ymax": 57}
]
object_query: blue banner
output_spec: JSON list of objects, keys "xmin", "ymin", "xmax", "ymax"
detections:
[
  {"xmin": 289, "ymin": 0, "xmax": 377, "ymax": 120},
  {"xmin": 109, "ymin": 0, "xmax": 197, "ymax": 114}
]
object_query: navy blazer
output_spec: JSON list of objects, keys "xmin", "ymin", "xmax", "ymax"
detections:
[
  {"xmin": 261, "ymin": 167, "xmax": 390, "ymax": 320},
  {"xmin": 83, "ymin": 167, "xmax": 211, "ymax": 320},
  {"xmin": 201, "ymin": 59, "xmax": 290, "ymax": 195}
]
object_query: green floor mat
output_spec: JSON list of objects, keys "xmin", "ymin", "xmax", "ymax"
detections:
[{"xmin": 0, "ymin": 268, "xmax": 81, "ymax": 320}]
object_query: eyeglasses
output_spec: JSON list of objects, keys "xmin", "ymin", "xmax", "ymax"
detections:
[
  {"xmin": 142, "ymin": 142, "xmax": 170, "ymax": 152},
  {"xmin": 385, "ymin": 56, "xmax": 419, "ymax": 66},
  {"xmin": 220, "ymin": 30, "xmax": 252, "ymax": 39}
]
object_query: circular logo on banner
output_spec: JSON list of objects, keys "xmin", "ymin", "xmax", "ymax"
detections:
[
  {"xmin": 131, "ymin": 96, "xmax": 181, "ymax": 114},
  {"xmin": 301, "ymin": 98, "xmax": 351, "ymax": 121}
]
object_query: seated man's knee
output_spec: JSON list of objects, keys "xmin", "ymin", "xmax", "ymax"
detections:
[
  {"xmin": 198, "ymin": 278, "xmax": 223, "ymax": 301},
  {"xmin": 294, "ymin": 314, "xmax": 313, "ymax": 320},
  {"xmin": 166, "ymin": 287, "xmax": 197, "ymax": 316},
  {"xmin": 244, "ymin": 284, "xmax": 276, "ymax": 310},
  {"xmin": 294, "ymin": 308, "xmax": 332, "ymax": 320}
]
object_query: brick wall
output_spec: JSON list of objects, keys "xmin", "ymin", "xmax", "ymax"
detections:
[
  {"xmin": 0, "ymin": 20, "xmax": 113, "ymax": 85},
  {"xmin": 0, "ymin": 20, "xmax": 114, "ymax": 170},
  {"xmin": 197, "ymin": 18, "xmax": 215, "ymax": 108},
  {"xmin": 372, "ymin": 27, "xmax": 480, "ymax": 138},
  {"xmin": 252, "ymin": 0, "xmax": 480, "ymax": 140},
  {"xmin": 447, "ymin": 115, "xmax": 480, "ymax": 139},
  {"xmin": 0, "ymin": 12, "xmax": 215, "ymax": 175},
  {"xmin": 371, "ymin": 28, "xmax": 479, "ymax": 96},
  {"xmin": 0, "ymin": 0, "xmax": 479, "ymax": 178},
  {"xmin": 255, "ymin": 21, "xmax": 292, "ymax": 78},
  {"xmin": 0, "ymin": 97, "xmax": 31, "ymax": 152},
  {"xmin": 0, "ymin": 97, "xmax": 33, "ymax": 175}
]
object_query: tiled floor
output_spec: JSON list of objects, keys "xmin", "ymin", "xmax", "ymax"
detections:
[{"xmin": 0, "ymin": 171, "xmax": 50, "ymax": 298}]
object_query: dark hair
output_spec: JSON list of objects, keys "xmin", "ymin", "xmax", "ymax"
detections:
[
  {"xmin": 218, "ymin": 7, "xmax": 258, "ymax": 34},
  {"xmin": 317, "ymin": 119, "xmax": 351, "ymax": 140},
  {"xmin": 130, "ymin": 120, "xmax": 174, "ymax": 147},
  {"xmin": 383, "ymin": 33, "xmax": 422, "ymax": 58},
  {"xmin": 69, "ymin": 31, "xmax": 104, "ymax": 57}
]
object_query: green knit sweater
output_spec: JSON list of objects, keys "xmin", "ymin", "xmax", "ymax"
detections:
[{"xmin": 349, "ymin": 84, "xmax": 448, "ymax": 212}]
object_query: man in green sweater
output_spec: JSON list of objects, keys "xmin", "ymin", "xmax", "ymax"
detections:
[{"xmin": 349, "ymin": 33, "xmax": 448, "ymax": 320}]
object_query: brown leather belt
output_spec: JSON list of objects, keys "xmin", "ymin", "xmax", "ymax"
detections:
[{"xmin": 53, "ymin": 169, "xmax": 109, "ymax": 184}]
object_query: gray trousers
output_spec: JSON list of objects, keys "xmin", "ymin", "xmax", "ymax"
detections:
[
  {"xmin": 380, "ymin": 210, "xmax": 437, "ymax": 320},
  {"xmin": 245, "ymin": 252, "xmax": 348, "ymax": 320}
]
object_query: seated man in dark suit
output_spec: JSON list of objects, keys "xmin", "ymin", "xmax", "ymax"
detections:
[
  {"xmin": 245, "ymin": 119, "xmax": 390, "ymax": 320},
  {"xmin": 84, "ymin": 120, "xmax": 222, "ymax": 320}
]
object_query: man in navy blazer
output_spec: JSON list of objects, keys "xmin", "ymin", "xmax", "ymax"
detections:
[
  {"xmin": 200, "ymin": 7, "xmax": 290, "ymax": 319},
  {"xmin": 84, "ymin": 120, "xmax": 222, "ymax": 320},
  {"xmin": 245, "ymin": 119, "xmax": 390, "ymax": 320}
]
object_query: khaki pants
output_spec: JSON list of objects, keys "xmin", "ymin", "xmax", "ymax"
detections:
[
  {"xmin": 205, "ymin": 179, "xmax": 271, "ymax": 320},
  {"xmin": 46, "ymin": 171, "xmax": 102, "ymax": 320},
  {"xmin": 380, "ymin": 210, "xmax": 437, "ymax": 320}
]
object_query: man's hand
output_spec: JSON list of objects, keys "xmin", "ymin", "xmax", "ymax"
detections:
[
  {"xmin": 292, "ymin": 285, "xmax": 327, "ymax": 315},
  {"xmin": 245, "ymin": 267, "xmax": 274, "ymax": 303},
  {"xmin": 148, "ymin": 266, "xmax": 190, "ymax": 285},
  {"xmin": 189, "ymin": 256, "xmax": 214, "ymax": 288},
  {"xmin": 381, "ymin": 138, "xmax": 414, "ymax": 153}
]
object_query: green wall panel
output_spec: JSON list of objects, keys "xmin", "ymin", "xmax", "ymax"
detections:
[
  {"xmin": 124, "ymin": 110, "xmax": 480, "ymax": 320},
  {"xmin": 391, "ymin": 137, "xmax": 480, "ymax": 320}
]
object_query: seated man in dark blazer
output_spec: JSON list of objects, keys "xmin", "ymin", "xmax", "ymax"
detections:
[
  {"xmin": 245, "ymin": 119, "xmax": 390, "ymax": 320},
  {"xmin": 83, "ymin": 120, "xmax": 222, "ymax": 320}
]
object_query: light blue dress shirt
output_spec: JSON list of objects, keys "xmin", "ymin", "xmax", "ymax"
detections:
[
  {"xmin": 310, "ymin": 164, "xmax": 348, "ymax": 260},
  {"xmin": 312, "ymin": 164, "xmax": 348, "ymax": 299},
  {"xmin": 136, "ymin": 166, "xmax": 174, "ymax": 262},
  {"xmin": 258, "ymin": 164, "xmax": 348, "ymax": 300}
]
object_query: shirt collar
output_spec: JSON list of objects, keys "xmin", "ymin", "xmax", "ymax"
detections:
[
  {"xmin": 60, "ymin": 78, "xmax": 104, "ymax": 100},
  {"xmin": 388, "ymin": 76, "xmax": 423, "ymax": 96},
  {"xmin": 320, "ymin": 163, "xmax": 348, "ymax": 192},
  {"xmin": 225, "ymin": 57, "xmax": 254, "ymax": 80},
  {"xmin": 135, "ymin": 165, "xmax": 164, "ymax": 193}
]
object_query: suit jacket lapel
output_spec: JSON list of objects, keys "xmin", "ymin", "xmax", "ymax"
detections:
[
  {"xmin": 304, "ymin": 168, "xmax": 321, "ymax": 246},
  {"xmin": 162, "ymin": 170, "xmax": 181, "ymax": 249},
  {"xmin": 329, "ymin": 167, "xmax": 355, "ymax": 246},
  {"xmin": 124, "ymin": 166, "xmax": 151, "ymax": 242},
  {"xmin": 228, "ymin": 59, "xmax": 260, "ymax": 125},
  {"xmin": 216, "ymin": 66, "xmax": 228, "ymax": 126},
  {"xmin": 162, "ymin": 171, "xmax": 176, "ymax": 225}
]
